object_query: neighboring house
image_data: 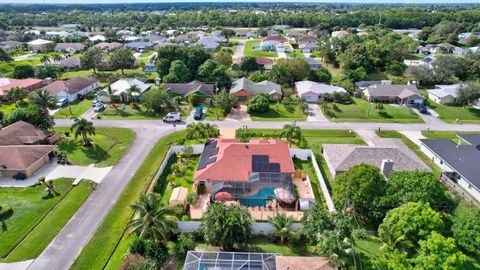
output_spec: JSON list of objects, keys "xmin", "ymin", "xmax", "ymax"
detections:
[
  {"xmin": 147, "ymin": 34, "xmax": 167, "ymax": 44},
  {"xmin": 50, "ymin": 56, "xmax": 81, "ymax": 71},
  {"xmin": 297, "ymin": 35, "xmax": 317, "ymax": 45},
  {"xmin": 285, "ymin": 31, "xmax": 302, "ymax": 39},
  {"xmin": 124, "ymin": 41, "xmax": 154, "ymax": 51},
  {"xmin": 253, "ymin": 40, "xmax": 279, "ymax": 51},
  {"xmin": 262, "ymin": 35, "xmax": 288, "ymax": 44},
  {"xmin": 0, "ymin": 41, "xmax": 23, "ymax": 50},
  {"xmin": 272, "ymin": 25, "xmax": 291, "ymax": 31},
  {"xmin": 275, "ymin": 43, "xmax": 294, "ymax": 53},
  {"xmin": 27, "ymin": 39, "xmax": 53, "ymax": 52},
  {"xmin": 392, "ymin": 29, "xmax": 421, "ymax": 40},
  {"xmin": 235, "ymin": 31, "xmax": 257, "ymax": 38},
  {"xmin": 295, "ymin": 81, "xmax": 347, "ymax": 103},
  {"xmin": 92, "ymin": 42, "xmax": 123, "ymax": 52},
  {"xmin": 302, "ymin": 58, "xmax": 320, "ymax": 70},
  {"xmin": 420, "ymin": 134, "xmax": 480, "ymax": 202},
  {"xmin": 427, "ymin": 84, "xmax": 464, "ymax": 105},
  {"xmin": 299, "ymin": 43, "xmax": 320, "ymax": 53},
  {"xmin": 0, "ymin": 121, "xmax": 57, "ymax": 178},
  {"xmin": 323, "ymin": 139, "xmax": 431, "ymax": 178},
  {"xmin": 54, "ymin": 43, "xmax": 86, "ymax": 53},
  {"xmin": 331, "ymin": 30, "xmax": 350, "ymax": 38},
  {"xmin": 72, "ymin": 31, "xmax": 89, "ymax": 37},
  {"xmin": 420, "ymin": 55, "xmax": 436, "ymax": 69},
  {"xmin": 354, "ymin": 80, "xmax": 392, "ymax": 91},
  {"xmin": 363, "ymin": 84, "xmax": 424, "ymax": 106},
  {"xmin": 0, "ymin": 78, "xmax": 44, "ymax": 100},
  {"xmin": 46, "ymin": 31, "xmax": 71, "ymax": 38},
  {"xmin": 162, "ymin": 80, "xmax": 215, "ymax": 101},
  {"xmin": 230, "ymin": 77, "xmax": 282, "ymax": 102},
  {"xmin": 104, "ymin": 78, "xmax": 151, "ymax": 102},
  {"xmin": 194, "ymin": 36, "xmax": 222, "ymax": 50},
  {"xmin": 458, "ymin": 32, "xmax": 480, "ymax": 45},
  {"xmin": 42, "ymin": 77, "xmax": 99, "ymax": 102},
  {"xmin": 88, "ymin": 35, "xmax": 106, "ymax": 42},
  {"xmin": 233, "ymin": 57, "xmax": 274, "ymax": 70}
]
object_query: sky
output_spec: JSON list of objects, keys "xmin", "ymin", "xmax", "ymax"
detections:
[{"xmin": 1, "ymin": 0, "xmax": 480, "ymax": 3}]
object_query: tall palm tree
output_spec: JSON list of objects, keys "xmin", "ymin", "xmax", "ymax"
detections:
[
  {"xmin": 29, "ymin": 89, "xmax": 56, "ymax": 113},
  {"xmin": 52, "ymin": 53, "xmax": 62, "ymax": 62},
  {"xmin": 127, "ymin": 193, "xmax": 178, "ymax": 245},
  {"xmin": 41, "ymin": 55, "xmax": 50, "ymax": 64},
  {"xmin": 6, "ymin": 87, "xmax": 27, "ymax": 107},
  {"xmin": 126, "ymin": 84, "xmax": 140, "ymax": 103},
  {"xmin": 203, "ymin": 122, "xmax": 219, "ymax": 138},
  {"xmin": 268, "ymin": 214, "xmax": 293, "ymax": 244},
  {"xmin": 70, "ymin": 118, "xmax": 95, "ymax": 146},
  {"xmin": 186, "ymin": 123, "xmax": 206, "ymax": 144},
  {"xmin": 280, "ymin": 122, "xmax": 302, "ymax": 147}
]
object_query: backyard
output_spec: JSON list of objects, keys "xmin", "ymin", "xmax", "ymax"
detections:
[
  {"xmin": 244, "ymin": 40, "xmax": 278, "ymax": 58},
  {"xmin": 427, "ymin": 101, "xmax": 480, "ymax": 124},
  {"xmin": 54, "ymin": 99, "xmax": 92, "ymax": 119},
  {"xmin": 56, "ymin": 127, "xmax": 134, "ymax": 167},
  {"xmin": 322, "ymin": 98, "xmax": 423, "ymax": 123},
  {"xmin": 250, "ymin": 103, "xmax": 307, "ymax": 122},
  {"xmin": 286, "ymin": 49, "xmax": 305, "ymax": 58},
  {"xmin": 0, "ymin": 179, "xmax": 91, "ymax": 262}
]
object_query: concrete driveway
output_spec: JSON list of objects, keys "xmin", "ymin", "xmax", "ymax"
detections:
[
  {"xmin": 307, "ymin": 104, "xmax": 328, "ymax": 122},
  {"xmin": 233, "ymin": 39, "xmax": 246, "ymax": 60},
  {"xmin": 45, "ymin": 164, "xmax": 112, "ymax": 185},
  {"xmin": 411, "ymin": 106, "xmax": 445, "ymax": 125},
  {"xmin": 226, "ymin": 105, "xmax": 251, "ymax": 121}
]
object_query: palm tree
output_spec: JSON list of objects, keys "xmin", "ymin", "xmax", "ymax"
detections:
[
  {"xmin": 70, "ymin": 118, "xmax": 95, "ymax": 146},
  {"xmin": 29, "ymin": 89, "xmax": 56, "ymax": 112},
  {"xmin": 203, "ymin": 122, "xmax": 219, "ymax": 138},
  {"xmin": 52, "ymin": 53, "xmax": 62, "ymax": 62},
  {"xmin": 379, "ymin": 223, "xmax": 413, "ymax": 253},
  {"xmin": 315, "ymin": 231, "xmax": 353, "ymax": 269},
  {"xmin": 6, "ymin": 87, "xmax": 27, "ymax": 107},
  {"xmin": 126, "ymin": 84, "xmax": 140, "ymax": 103},
  {"xmin": 280, "ymin": 122, "xmax": 302, "ymax": 147},
  {"xmin": 127, "ymin": 193, "xmax": 178, "ymax": 245},
  {"xmin": 41, "ymin": 55, "xmax": 50, "ymax": 64},
  {"xmin": 186, "ymin": 123, "xmax": 206, "ymax": 144},
  {"xmin": 268, "ymin": 214, "xmax": 293, "ymax": 244}
]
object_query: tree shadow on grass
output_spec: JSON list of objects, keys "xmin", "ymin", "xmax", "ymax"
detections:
[
  {"xmin": 378, "ymin": 111, "xmax": 393, "ymax": 119},
  {"xmin": 81, "ymin": 144, "xmax": 110, "ymax": 164},
  {"xmin": 41, "ymin": 190, "xmax": 61, "ymax": 200},
  {"xmin": 0, "ymin": 209, "xmax": 14, "ymax": 232},
  {"xmin": 58, "ymin": 138, "xmax": 81, "ymax": 154}
]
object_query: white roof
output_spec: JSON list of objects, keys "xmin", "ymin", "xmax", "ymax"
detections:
[
  {"xmin": 295, "ymin": 81, "xmax": 347, "ymax": 96},
  {"xmin": 28, "ymin": 39, "xmax": 53, "ymax": 45},
  {"xmin": 89, "ymin": 35, "xmax": 106, "ymax": 42},
  {"xmin": 428, "ymin": 84, "xmax": 463, "ymax": 98},
  {"xmin": 109, "ymin": 79, "xmax": 151, "ymax": 95}
]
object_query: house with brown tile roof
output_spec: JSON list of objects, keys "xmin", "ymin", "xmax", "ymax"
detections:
[
  {"xmin": 0, "ymin": 78, "xmax": 44, "ymax": 99},
  {"xmin": 0, "ymin": 121, "xmax": 53, "ymax": 145},
  {"xmin": 162, "ymin": 80, "xmax": 215, "ymax": 101},
  {"xmin": 43, "ymin": 77, "xmax": 99, "ymax": 102}
]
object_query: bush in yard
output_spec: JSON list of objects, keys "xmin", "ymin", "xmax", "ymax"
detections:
[
  {"xmin": 196, "ymin": 184, "xmax": 206, "ymax": 194},
  {"xmin": 13, "ymin": 171, "xmax": 26, "ymax": 180},
  {"xmin": 247, "ymin": 93, "xmax": 270, "ymax": 113},
  {"xmin": 452, "ymin": 208, "xmax": 480, "ymax": 256},
  {"xmin": 188, "ymin": 95, "xmax": 200, "ymax": 106},
  {"xmin": 187, "ymin": 191, "xmax": 199, "ymax": 206},
  {"xmin": 119, "ymin": 254, "xmax": 155, "ymax": 270},
  {"xmin": 56, "ymin": 150, "xmax": 70, "ymax": 165},
  {"xmin": 235, "ymin": 127, "xmax": 254, "ymax": 142},
  {"xmin": 128, "ymin": 238, "xmax": 168, "ymax": 268},
  {"xmin": 0, "ymin": 204, "xmax": 13, "ymax": 220},
  {"xmin": 174, "ymin": 233, "xmax": 196, "ymax": 259}
]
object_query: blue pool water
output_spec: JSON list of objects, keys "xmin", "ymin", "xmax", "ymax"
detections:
[{"xmin": 240, "ymin": 187, "xmax": 276, "ymax": 207}]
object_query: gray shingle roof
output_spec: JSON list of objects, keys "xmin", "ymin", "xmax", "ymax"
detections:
[
  {"xmin": 230, "ymin": 77, "xmax": 282, "ymax": 96},
  {"xmin": 365, "ymin": 84, "xmax": 421, "ymax": 99},
  {"xmin": 162, "ymin": 80, "xmax": 215, "ymax": 96}
]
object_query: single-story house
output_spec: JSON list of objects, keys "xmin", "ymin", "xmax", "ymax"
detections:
[
  {"xmin": 72, "ymin": 31, "xmax": 89, "ymax": 37},
  {"xmin": 272, "ymin": 25, "xmax": 291, "ymax": 31},
  {"xmin": 124, "ymin": 41, "xmax": 155, "ymax": 51},
  {"xmin": 162, "ymin": 80, "xmax": 215, "ymax": 101},
  {"xmin": 354, "ymin": 80, "xmax": 392, "ymax": 91},
  {"xmin": 46, "ymin": 31, "xmax": 71, "ymax": 38},
  {"xmin": 302, "ymin": 58, "xmax": 320, "ymax": 70},
  {"xmin": 285, "ymin": 31, "xmax": 302, "ymax": 39},
  {"xmin": 0, "ymin": 78, "xmax": 44, "ymax": 100},
  {"xmin": 235, "ymin": 31, "xmax": 257, "ymax": 38},
  {"xmin": 147, "ymin": 34, "xmax": 167, "ymax": 44},
  {"xmin": 363, "ymin": 84, "xmax": 424, "ymax": 106},
  {"xmin": 420, "ymin": 134, "xmax": 480, "ymax": 202},
  {"xmin": 299, "ymin": 43, "xmax": 320, "ymax": 53},
  {"xmin": 104, "ymin": 78, "xmax": 151, "ymax": 103},
  {"xmin": 43, "ymin": 77, "xmax": 100, "ymax": 102},
  {"xmin": 421, "ymin": 55, "xmax": 436, "ymax": 69},
  {"xmin": 51, "ymin": 56, "xmax": 81, "ymax": 71},
  {"xmin": 92, "ymin": 42, "xmax": 123, "ymax": 52},
  {"xmin": 253, "ymin": 40, "xmax": 280, "ymax": 51},
  {"xmin": 262, "ymin": 35, "xmax": 288, "ymax": 44},
  {"xmin": 297, "ymin": 35, "xmax": 317, "ymax": 45},
  {"xmin": 230, "ymin": 77, "xmax": 282, "ymax": 102},
  {"xmin": 427, "ymin": 84, "xmax": 464, "ymax": 105},
  {"xmin": 458, "ymin": 32, "xmax": 480, "ymax": 45},
  {"xmin": 194, "ymin": 36, "xmax": 222, "ymax": 50},
  {"xmin": 54, "ymin": 43, "xmax": 86, "ymax": 53},
  {"xmin": 233, "ymin": 57, "xmax": 274, "ymax": 70},
  {"xmin": 27, "ymin": 39, "xmax": 53, "ymax": 52},
  {"xmin": 0, "ymin": 41, "xmax": 24, "ymax": 50},
  {"xmin": 295, "ymin": 81, "xmax": 347, "ymax": 103},
  {"xmin": 89, "ymin": 35, "xmax": 106, "ymax": 42},
  {"xmin": 276, "ymin": 43, "xmax": 294, "ymax": 53},
  {"xmin": 0, "ymin": 120, "xmax": 57, "ymax": 145},
  {"xmin": 323, "ymin": 139, "xmax": 431, "ymax": 178},
  {"xmin": 331, "ymin": 30, "xmax": 350, "ymax": 38}
]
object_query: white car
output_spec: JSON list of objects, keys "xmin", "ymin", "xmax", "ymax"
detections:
[
  {"xmin": 163, "ymin": 112, "xmax": 181, "ymax": 123},
  {"xmin": 93, "ymin": 103, "xmax": 105, "ymax": 112},
  {"xmin": 92, "ymin": 100, "xmax": 103, "ymax": 107}
]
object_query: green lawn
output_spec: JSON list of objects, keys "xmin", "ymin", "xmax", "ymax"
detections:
[
  {"xmin": 427, "ymin": 101, "xmax": 480, "ymax": 124},
  {"xmin": 0, "ymin": 60, "xmax": 41, "ymax": 77},
  {"xmin": 0, "ymin": 179, "xmax": 73, "ymax": 259},
  {"xmin": 54, "ymin": 99, "xmax": 92, "ymax": 119},
  {"xmin": 56, "ymin": 127, "xmax": 134, "ymax": 167},
  {"xmin": 421, "ymin": 131, "xmax": 480, "ymax": 143},
  {"xmin": 322, "ymin": 98, "xmax": 423, "ymax": 123},
  {"xmin": 293, "ymin": 159, "xmax": 325, "ymax": 207},
  {"xmin": 250, "ymin": 103, "xmax": 307, "ymax": 122},
  {"xmin": 60, "ymin": 67, "xmax": 157, "ymax": 81},
  {"xmin": 206, "ymin": 107, "xmax": 226, "ymax": 121},
  {"xmin": 286, "ymin": 49, "xmax": 305, "ymax": 58},
  {"xmin": 0, "ymin": 101, "xmax": 19, "ymax": 116},
  {"xmin": 244, "ymin": 40, "xmax": 278, "ymax": 58},
  {"xmin": 2, "ymin": 180, "xmax": 92, "ymax": 262},
  {"xmin": 100, "ymin": 103, "xmax": 191, "ymax": 120},
  {"xmin": 71, "ymin": 131, "xmax": 189, "ymax": 270}
]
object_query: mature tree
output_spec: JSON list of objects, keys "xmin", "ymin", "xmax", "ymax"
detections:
[
  {"xmin": 127, "ymin": 193, "xmax": 177, "ymax": 245},
  {"xmin": 465, "ymin": 35, "xmax": 479, "ymax": 47},
  {"xmin": 302, "ymin": 202, "xmax": 335, "ymax": 244},
  {"xmin": 414, "ymin": 232, "xmax": 468, "ymax": 270},
  {"xmin": 4, "ymin": 107, "xmax": 54, "ymax": 130},
  {"xmin": 314, "ymin": 231, "xmax": 353, "ymax": 269},
  {"xmin": 220, "ymin": 28, "xmax": 235, "ymax": 42},
  {"xmin": 201, "ymin": 203, "xmax": 252, "ymax": 250},
  {"xmin": 308, "ymin": 67, "xmax": 332, "ymax": 84},
  {"xmin": 155, "ymin": 58, "xmax": 171, "ymax": 78},
  {"xmin": 126, "ymin": 84, "xmax": 140, "ymax": 103},
  {"xmin": 141, "ymin": 87, "xmax": 172, "ymax": 114},
  {"xmin": 80, "ymin": 47, "xmax": 105, "ymax": 74},
  {"xmin": 186, "ymin": 122, "xmax": 218, "ymax": 144},
  {"xmin": 119, "ymin": 254, "xmax": 155, "ymax": 270},
  {"xmin": 5, "ymin": 87, "xmax": 27, "ymax": 107},
  {"xmin": 34, "ymin": 65, "xmax": 62, "ymax": 79},
  {"xmin": 12, "ymin": 65, "xmax": 34, "ymax": 79},
  {"xmin": 214, "ymin": 50, "xmax": 233, "ymax": 67},
  {"xmin": 0, "ymin": 48, "xmax": 12, "ymax": 61},
  {"xmin": 248, "ymin": 71, "xmax": 270, "ymax": 82},
  {"xmin": 431, "ymin": 56, "xmax": 459, "ymax": 83},
  {"xmin": 247, "ymin": 93, "xmax": 270, "ymax": 114},
  {"xmin": 163, "ymin": 60, "xmax": 191, "ymax": 83},
  {"xmin": 197, "ymin": 59, "xmax": 231, "ymax": 87},
  {"xmin": 386, "ymin": 60, "xmax": 406, "ymax": 76},
  {"xmin": 457, "ymin": 82, "xmax": 480, "ymax": 107},
  {"xmin": 380, "ymin": 170, "xmax": 455, "ymax": 215},
  {"xmin": 270, "ymin": 64, "xmax": 290, "ymax": 85},
  {"xmin": 110, "ymin": 48, "xmax": 135, "ymax": 75},
  {"xmin": 452, "ymin": 208, "xmax": 480, "ymax": 256},
  {"xmin": 275, "ymin": 58, "xmax": 310, "ymax": 85},
  {"xmin": 378, "ymin": 222, "xmax": 414, "ymax": 253},
  {"xmin": 29, "ymin": 89, "xmax": 56, "ymax": 113},
  {"xmin": 332, "ymin": 164, "xmax": 387, "ymax": 225},
  {"xmin": 156, "ymin": 45, "xmax": 211, "ymax": 78},
  {"xmin": 280, "ymin": 122, "xmax": 302, "ymax": 147},
  {"xmin": 379, "ymin": 202, "xmax": 444, "ymax": 250},
  {"xmin": 70, "ymin": 117, "xmax": 95, "ymax": 146},
  {"xmin": 212, "ymin": 90, "xmax": 233, "ymax": 116},
  {"xmin": 239, "ymin": 56, "xmax": 262, "ymax": 73},
  {"xmin": 372, "ymin": 249, "xmax": 414, "ymax": 270},
  {"xmin": 268, "ymin": 214, "xmax": 294, "ymax": 244},
  {"xmin": 40, "ymin": 55, "xmax": 50, "ymax": 64}
]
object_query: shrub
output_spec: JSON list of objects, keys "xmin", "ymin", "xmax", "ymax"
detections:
[
  {"xmin": 187, "ymin": 191, "xmax": 199, "ymax": 206},
  {"xmin": 13, "ymin": 171, "xmax": 26, "ymax": 180},
  {"xmin": 130, "ymin": 102, "xmax": 140, "ymax": 110},
  {"xmin": 247, "ymin": 94, "xmax": 270, "ymax": 113},
  {"xmin": 0, "ymin": 204, "xmax": 13, "ymax": 219},
  {"xmin": 56, "ymin": 151, "xmax": 70, "ymax": 165},
  {"xmin": 119, "ymin": 254, "xmax": 155, "ymax": 270},
  {"xmin": 128, "ymin": 238, "xmax": 168, "ymax": 268},
  {"xmin": 286, "ymin": 230, "xmax": 304, "ymax": 246},
  {"xmin": 196, "ymin": 184, "xmax": 206, "ymax": 195},
  {"xmin": 174, "ymin": 233, "xmax": 196, "ymax": 259}
]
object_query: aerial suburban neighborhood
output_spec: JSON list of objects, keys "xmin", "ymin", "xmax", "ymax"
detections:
[{"xmin": 1, "ymin": 2, "xmax": 480, "ymax": 270}]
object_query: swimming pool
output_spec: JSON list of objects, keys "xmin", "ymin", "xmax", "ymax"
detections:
[{"xmin": 239, "ymin": 187, "xmax": 276, "ymax": 207}]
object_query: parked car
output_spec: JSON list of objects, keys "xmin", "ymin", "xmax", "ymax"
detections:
[
  {"xmin": 93, "ymin": 103, "xmax": 105, "ymax": 112},
  {"xmin": 163, "ymin": 112, "xmax": 181, "ymax": 123},
  {"xmin": 92, "ymin": 100, "xmax": 103, "ymax": 107},
  {"xmin": 193, "ymin": 107, "xmax": 203, "ymax": 120},
  {"xmin": 56, "ymin": 98, "xmax": 68, "ymax": 108}
]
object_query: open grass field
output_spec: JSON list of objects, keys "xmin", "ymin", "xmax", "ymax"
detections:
[
  {"xmin": 250, "ymin": 103, "xmax": 307, "ymax": 122},
  {"xmin": 71, "ymin": 131, "xmax": 188, "ymax": 270},
  {"xmin": 244, "ymin": 40, "xmax": 278, "ymax": 58},
  {"xmin": 2, "ymin": 180, "xmax": 92, "ymax": 262},
  {"xmin": 56, "ymin": 127, "xmax": 134, "ymax": 167},
  {"xmin": 0, "ymin": 179, "xmax": 73, "ymax": 259},
  {"xmin": 54, "ymin": 99, "xmax": 92, "ymax": 119},
  {"xmin": 293, "ymin": 159, "xmax": 325, "ymax": 207},
  {"xmin": 427, "ymin": 101, "xmax": 480, "ymax": 124},
  {"xmin": 322, "ymin": 98, "xmax": 423, "ymax": 123},
  {"xmin": 286, "ymin": 49, "xmax": 305, "ymax": 58}
]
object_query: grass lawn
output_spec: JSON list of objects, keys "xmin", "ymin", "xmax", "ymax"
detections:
[
  {"xmin": 0, "ymin": 60, "xmax": 41, "ymax": 77},
  {"xmin": 100, "ymin": 103, "xmax": 191, "ymax": 120},
  {"xmin": 244, "ymin": 40, "xmax": 278, "ymax": 58},
  {"xmin": 54, "ymin": 99, "xmax": 92, "ymax": 119},
  {"xmin": 250, "ymin": 103, "xmax": 307, "ymax": 122},
  {"xmin": 293, "ymin": 159, "xmax": 325, "ymax": 207},
  {"xmin": 60, "ymin": 68, "xmax": 157, "ymax": 81},
  {"xmin": 56, "ymin": 127, "xmax": 134, "ymax": 167},
  {"xmin": 0, "ymin": 101, "xmax": 19, "ymax": 116},
  {"xmin": 71, "ymin": 131, "xmax": 189, "ymax": 270},
  {"xmin": 322, "ymin": 98, "xmax": 423, "ymax": 123},
  {"xmin": 0, "ymin": 179, "xmax": 73, "ymax": 259},
  {"xmin": 2, "ymin": 180, "xmax": 92, "ymax": 262},
  {"xmin": 427, "ymin": 101, "xmax": 480, "ymax": 124},
  {"xmin": 206, "ymin": 107, "xmax": 226, "ymax": 121},
  {"xmin": 286, "ymin": 49, "xmax": 305, "ymax": 58},
  {"xmin": 421, "ymin": 130, "xmax": 480, "ymax": 143}
]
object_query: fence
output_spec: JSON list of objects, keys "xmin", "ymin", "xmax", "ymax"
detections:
[{"xmin": 177, "ymin": 221, "xmax": 303, "ymax": 234}]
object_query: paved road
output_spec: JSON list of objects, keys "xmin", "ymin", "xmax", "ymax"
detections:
[
  {"xmin": 233, "ymin": 39, "xmax": 246, "ymax": 61},
  {"xmin": 27, "ymin": 125, "xmax": 181, "ymax": 270},
  {"xmin": 26, "ymin": 117, "xmax": 480, "ymax": 270}
]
